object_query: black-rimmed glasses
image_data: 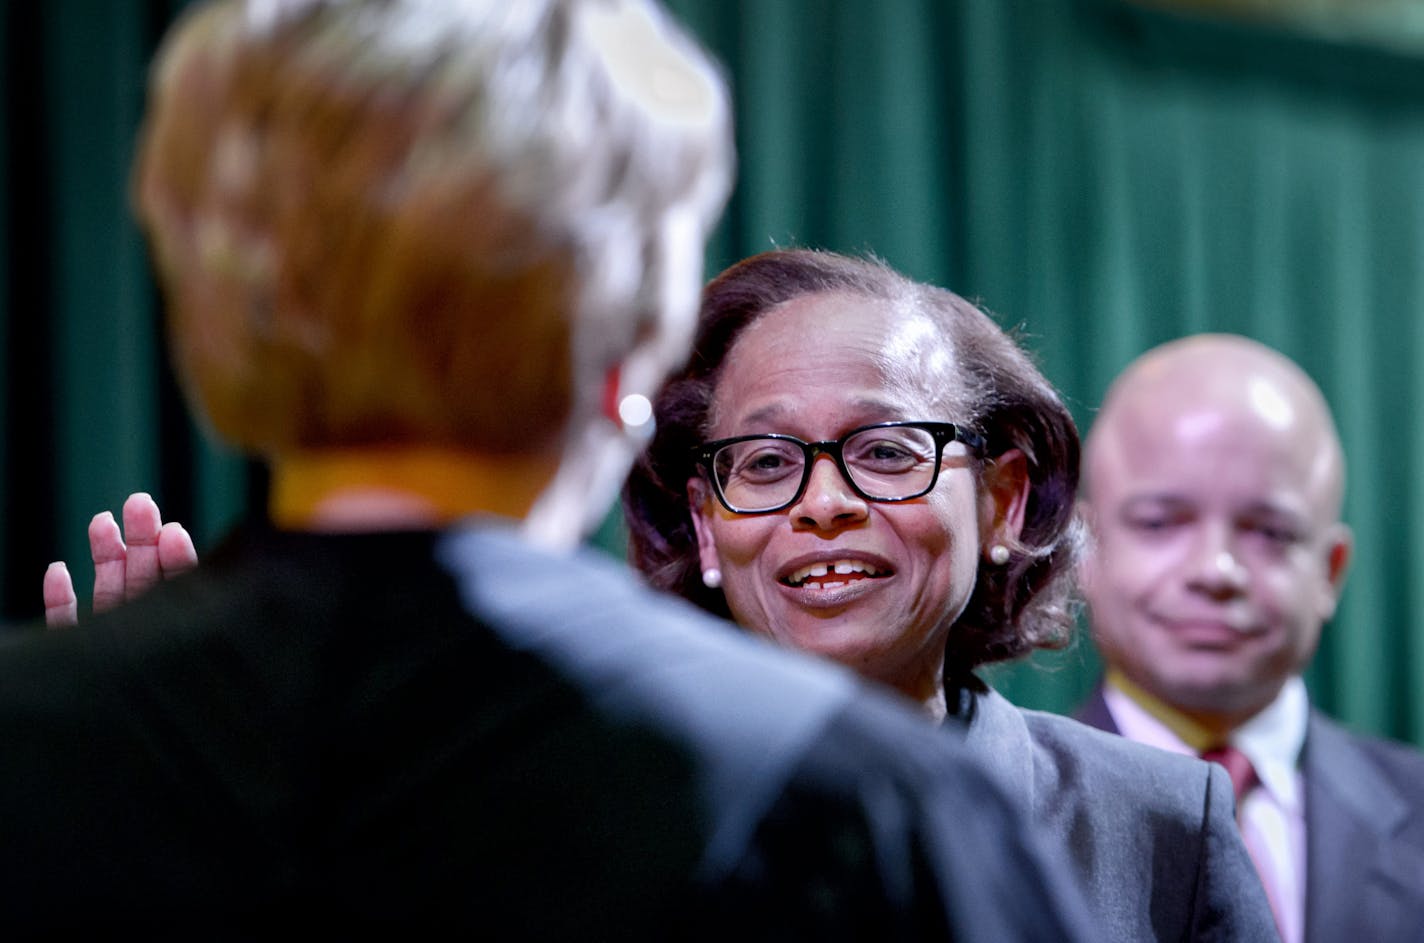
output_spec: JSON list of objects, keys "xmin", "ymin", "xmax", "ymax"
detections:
[{"xmin": 693, "ymin": 421, "xmax": 985, "ymax": 514}]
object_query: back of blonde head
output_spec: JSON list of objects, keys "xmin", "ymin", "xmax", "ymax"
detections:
[{"xmin": 134, "ymin": 0, "xmax": 732, "ymax": 461}]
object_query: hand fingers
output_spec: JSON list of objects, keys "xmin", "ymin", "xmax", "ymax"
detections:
[
  {"xmin": 79, "ymin": 495, "xmax": 191, "ymax": 620},
  {"xmin": 89, "ymin": 511, "xmax": 127, "ymax": 615},
  {"xmin": 157, "ymin": 522, "xmax": 199, "ymax": 577},
  {"xmin": 120, "ymin": 492, "xmax": 164, "ymax": 601},
  {"xmin": 43, "ymin": 562, "xmax": 79, "ymax": 628}
]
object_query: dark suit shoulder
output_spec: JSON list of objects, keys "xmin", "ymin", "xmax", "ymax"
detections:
[
  {"xmin": 1305, "ymin": 710, "xmax": 1424, "ymax": 849},
  {"xmin": 1071, "ymin": 685, "xmax": 1116, "ymax": 733},
  {"xmin": 1310, "ymin": 712, "xmax": 1424, "ymax": 777},
  {"xmin": 1301, "ymin": 710, "xmax": 1424, "ymax": 939},
  {"xmin": 0, "ymin": 526, "xmax": 1097, "ymax": 938}
]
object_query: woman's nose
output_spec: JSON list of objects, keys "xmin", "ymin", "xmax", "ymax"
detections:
[{"xmin": 790, "ymin": 455, "xmax": 869, "ymax": 531}]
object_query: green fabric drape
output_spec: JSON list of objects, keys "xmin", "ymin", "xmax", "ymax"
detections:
[
  {"xmin": 4, "ymin": 0, "xmax": 1423, "ymax": 746},
  {"xmin": 1, "ymin": 0, "xmax": 249, "ymax": 627}
]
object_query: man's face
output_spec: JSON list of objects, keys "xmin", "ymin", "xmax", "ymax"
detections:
[{"xmin": 1080, "ymin": 367, "xmax": 1351, "ymax": 723}]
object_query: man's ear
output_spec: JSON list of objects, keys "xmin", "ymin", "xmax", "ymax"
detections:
[
  {"xmin": 979, "ymin": 448, "xmax": 1030, "ymax": 556},
  {"xmin": 1317, "ymin": 522, "xmax": 1354, "ymax": 621},
  {"xmin": 687, "ymin": 477, "xmax": 721, "ymax": 576}
]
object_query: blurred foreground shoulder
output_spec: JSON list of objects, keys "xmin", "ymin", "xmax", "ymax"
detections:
[
  {"xmin": 716, "ymin": 691, "xmax": 1099, "ymax": 941},
  {"xmin": 445, "ymin": 529, "xmax": 1097, "ymax": 940}
]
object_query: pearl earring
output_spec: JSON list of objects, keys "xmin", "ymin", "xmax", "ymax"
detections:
[
  {"xmin": 618, "ymin": 393, "xmax": 655, "ymax": 441},
  {"xmin": 702, "ymin": 568, "xmax": 723, "ymax": 589},
  {"xmin": 988, "ymin": 544, "xmax": 1011, "ymax": 566}
]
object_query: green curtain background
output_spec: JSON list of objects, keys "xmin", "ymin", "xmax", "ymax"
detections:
[{"xmin": 4, "ymin": 0, "xmax": 1423, "ymax": 748}]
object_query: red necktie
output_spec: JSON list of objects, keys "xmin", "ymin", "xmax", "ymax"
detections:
[
  {"xmin": 1200, "ymin": 744, "xmax": 1258, "ymax": 807},
  {"xmin": 1201, "ymin": 745, "xmax": 1285, "ymax": 938}
]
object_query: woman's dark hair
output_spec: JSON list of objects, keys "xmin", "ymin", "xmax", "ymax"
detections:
[{"xmin": 623, "ymin": 248, "xmax": 1084, "ymax": 677}]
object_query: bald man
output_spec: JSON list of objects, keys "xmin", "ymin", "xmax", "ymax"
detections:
[{"xmin": 1075, "ymin": 333, "xmax": 1424, "ymax": 943}]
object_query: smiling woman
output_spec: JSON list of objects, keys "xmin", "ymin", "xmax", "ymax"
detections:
[
  {"xmin": 626, "ymin": 248, "xmax": 1083, "ymax": 705},
  {"xmin": 622, "ymin": 247, "xmax": 1282, "ymax": 942},
  {"xmin": 684, "ymin": 285, "xmax": 1030, "ymax": 711}
]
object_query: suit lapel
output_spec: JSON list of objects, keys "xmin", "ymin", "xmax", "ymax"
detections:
[
  {"xmin": 1303, "ymin": 712, "xmax": 1424, "ymax": 943},
  {"xmin": 1073, "ymin": 685, "xmax": 1119, "ymax": 735},
  {"xmin": 957, "ymin": 686, "xmax": 1038, "ymax": 813}
]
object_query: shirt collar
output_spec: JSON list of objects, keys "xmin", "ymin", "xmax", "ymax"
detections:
[
  {"xmin": 1232, "ymin": 676, "xmax": 1308, "ymax": 811},
  {"xmin": 1104, "ymin": 674, "xmax": 1308, "ymax": 811}
]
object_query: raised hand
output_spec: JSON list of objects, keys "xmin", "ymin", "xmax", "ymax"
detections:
[
  {"xmin": 43, "ymin": 492, "xmax": 199, "ymax": 628},
  {"xmin": 42, "ymin": 563, "xmax": 78, "ymax": 628}
]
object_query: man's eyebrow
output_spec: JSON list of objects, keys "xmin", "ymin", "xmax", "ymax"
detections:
[
  {"xmin": 1237, "ymin": 501, "xmax": 1309, "ymax": 524},
  {"xmin": 1121, "ymin": 493, "xmax": 1189, "ymax": 508}
]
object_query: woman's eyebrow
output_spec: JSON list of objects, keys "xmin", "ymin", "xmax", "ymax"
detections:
[{"xmin": 737, "ymin": 397, "xmax": 904, "ymax": 431}]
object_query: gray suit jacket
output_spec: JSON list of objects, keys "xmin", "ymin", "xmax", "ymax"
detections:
[
  {"xmin": 1078, "ymin": 686, "xmax": 1424, "ymax": 942},
  {"xmin": 956, "ymin": 686, "xmax": 1278, "ymax": 941}
]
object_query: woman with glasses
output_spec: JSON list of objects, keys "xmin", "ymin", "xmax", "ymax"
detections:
[{"xmin": 624, "ymin": 248, "xmax": 1278, "ymax": 942}]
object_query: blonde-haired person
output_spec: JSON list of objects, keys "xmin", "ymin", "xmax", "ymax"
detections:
[{"xmin": 8, "ymin": 0, "xmax": 1094, "ymax": 937}]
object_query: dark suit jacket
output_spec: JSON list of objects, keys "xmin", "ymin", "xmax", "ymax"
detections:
[
  {"xmin": 954, "ymin": 685, "xmax": 1278, "ymax": 941},
  {"xmin": 1078, "ymin": 685, "xmax": 1424, "ymax": 942},
  {"xmin": 0, "ymin": 523, "xmax": 1094, "ymax": 939}
]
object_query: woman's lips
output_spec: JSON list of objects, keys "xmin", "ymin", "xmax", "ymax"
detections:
[
  {"xmin": 777, "ymin": 573, "xmax": 888, "ymax": 609},
  {"xmin": 774, "ymin": 554, "xmax": 895, "ymax": 609}
]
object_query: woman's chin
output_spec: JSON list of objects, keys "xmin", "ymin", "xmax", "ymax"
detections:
[{"xmin": 773, "ymin": 623, "xmax": 901, "ymax": 675}]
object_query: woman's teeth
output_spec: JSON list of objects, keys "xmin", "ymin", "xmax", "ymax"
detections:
[{"xmin": 784, "ymin": 560, "xmax": 884, "ymax": 587}]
